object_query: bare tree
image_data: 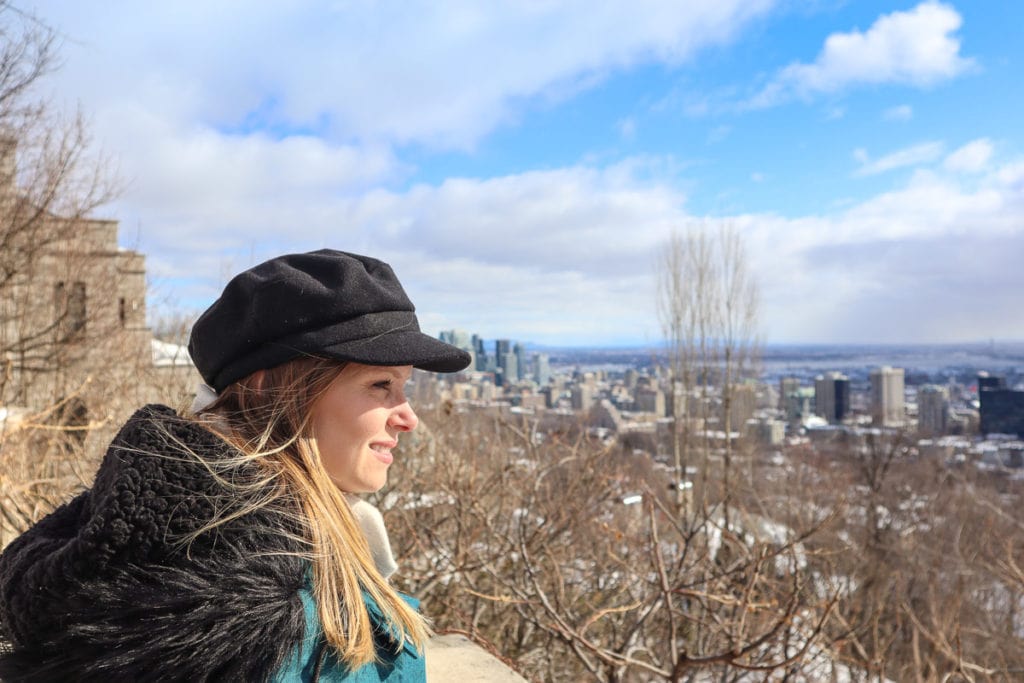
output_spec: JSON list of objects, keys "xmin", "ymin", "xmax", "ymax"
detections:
[
  {"xmin": 385, "ymin": 404, "xmax": 841, "ymax": 682},
  {"xmin": 712, "ymin": 226, "xmax": 759, "ymax": 519},
  {"xmin": 0, "ymin": 5, "xmax": 162, "ymax": 548},
  {"xmin": 0, "ymin": 3, "xmax": 119, "ymax": 409},
  {"xmin": 656, "ymin": 224, "xmax": 760, "ymax": 517}
]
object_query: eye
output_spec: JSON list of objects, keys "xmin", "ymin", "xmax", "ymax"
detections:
[{"xmin": 372, "ymin": 379, "xmax": 393, "ymax": 391}]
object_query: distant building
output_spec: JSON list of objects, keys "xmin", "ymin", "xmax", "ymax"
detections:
[
  {"xmin": 590, "ymin": 399, "xmax": 624, "ymax": 433},
  {"xmin": 979, "ymin": 386, "xmax": 1024, "ymax": 437},
  {"xmin": 870, "ymin": 366, "xmax": 905, "ymax": 427},
  {"xmin": 977, "ymin": 371, "xmax": 1007, "ymax": 392},
  {"xmin": 494, "ymin": 339, "xmax": 511, "ymax": 386},
  {"xmin": 634, "ymin": 386, "xmax": 665, "ymax": 416},
  {"xmin": 533, "ymin": 352, "xmax": 551, "ymax": 386},
  {"xmin": 729, "ymin": 384, "xmax": 757, "ymax": 427},
  {"xmin": 783, "ymin": 387, "xmax": 815, "ymax": 425},
  {"xmin": 779, "ymin": 377, "xmax": 800, "ymax": 411},
  {"xmin": 747, "ymin": 418, "xmax": 785, "ymax": 446},
  {"xmin": 814, "ymin": 372, "xmax": 849, "ymax": 424},
  {"xmin": 471, "ymin": 334, "xmax": 488, "ymax": 372},
  {"xmin": 918, "ymin": 385, "xmax": 950, "ymax": 435},
  {"xmin": 834, "ymin": 376, "xmax": 850, "ymax": 423},
  {"xmin": 499, "ymin": 352, "xmax": 517, "ymax": 388},
  {"xmin": 513, "ymin": 342, "xmax": 527, "ymax": 382},
  {"xmin": 571, "ymin": 384, "xmax": 594, "ymax": 411}
]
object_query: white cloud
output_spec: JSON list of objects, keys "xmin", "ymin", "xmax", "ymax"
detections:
[
  {"xmin": 19, "ymin": 1, "xmax": 1022, "ymax": 346},
  {"xmin": 751, "ymin": 2, "xmax": 973, "ymax": 107},
  {"xmin": 34, "ymin": 0, "xmax": 778, "ymax": 150},
  {"xmin": 853, "ymin": 141, "xmax": 945, "ymax": 176},
  {"xmin": 884, "ymin": 104, "xmax": 914, "ymax": 121},
  {"xmin": 734, "ymin": 162, "xmax": 1024, "ymax": 343},
  {"xmin": 943, "ymin": 138, "xmax": 993, "ymax": 173},
  {"xmin": 129, "ymin": 158, "xmax": 691, "ymax": 344},
  {"xmin": 133, "ymin": 151, "xmax": 1024, "ymax": 345}
]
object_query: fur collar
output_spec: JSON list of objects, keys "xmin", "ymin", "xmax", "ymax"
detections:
[{"xmin": 0, "ymin": 405, "xmax": 308, "ymax": 682}]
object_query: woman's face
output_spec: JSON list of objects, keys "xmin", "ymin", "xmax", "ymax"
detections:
[{"xmin": 310, "ymin": 363, "xmax": 418, "ymax": 493}]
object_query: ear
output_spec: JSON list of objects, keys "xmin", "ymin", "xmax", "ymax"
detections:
[{"xmin": 250, "ymin": 369, "xmax": 267, "ymax": 392}]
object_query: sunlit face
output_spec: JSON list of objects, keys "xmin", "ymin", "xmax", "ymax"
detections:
[{"xmin": 310, "ymin": 363, "xmax": 418, "ymax": 493}]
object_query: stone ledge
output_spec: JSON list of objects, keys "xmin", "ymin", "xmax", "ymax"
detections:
[{"xmin": 426, "ymin": 633, "xmax": 527, "ymax": 682}]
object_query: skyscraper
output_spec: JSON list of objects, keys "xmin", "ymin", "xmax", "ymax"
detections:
[
  {"xmin": 978, "ymin": 372, "xmax": 1006, "ymax": 391},
  {"xmin": 501, "ymin": 352, "xmax": 518, "ymax": 387},
  {"xmin": 472, "ymin": 334, "xmax": 488, "ymax": 372},
  {"xmin": 513, "ymin": 342, "xmax": 527, "ymax": 382},
  {"xmin": 814, "ymin": 372, "xmax": 849, "ymax": 424},
  {"xmin": 814, "ymin": 374, "xmax": 834, "ymax": 422},
  {"xmin": 979, "ymin": 372, "xmax": 1024, "ymax": 436},
  {"xmin": 494, "ymin": 339, "xmax": 511, "ymax": 386},
  {"xmin": 533, "ymin": 352, "xmax": 551, "ymax": 386},
  {"xmin": 870, "ymin": 366, "xmax": 905, "ymax": 427},
  {"xmin": 834, "ymin": 376, "xmax": 850, "ymax": 423},
  {"xmin": 918, "ymin": 385, "xmax": 950, "ymax": 435}
]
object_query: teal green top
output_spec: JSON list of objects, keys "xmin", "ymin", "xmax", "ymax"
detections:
[{"xmin": 274, "ymin": 586, "xmax": 426, "ymax": 682}]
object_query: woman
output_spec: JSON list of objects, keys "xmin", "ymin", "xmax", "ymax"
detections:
[{"xmin": 0, "ymin": 250, "xmax": 471, "ymax": 681}]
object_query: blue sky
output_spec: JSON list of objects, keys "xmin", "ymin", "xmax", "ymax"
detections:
[{"xmin": 24, "ymin": 1, "xmax": 1024, "ymax": 346}]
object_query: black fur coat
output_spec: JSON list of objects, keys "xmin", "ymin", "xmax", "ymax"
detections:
[{"xmin": 0, "ymin": 405, "xmax": 310, "ymax": 682}]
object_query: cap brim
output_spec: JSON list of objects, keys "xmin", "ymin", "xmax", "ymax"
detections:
[{"xmin": 320, "ymin": 330, "xmax": 472, "ymax": 373}]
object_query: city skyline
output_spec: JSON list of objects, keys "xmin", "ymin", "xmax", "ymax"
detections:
[{"xmin": 22, "ymin": 1, "xmax": 1024, "ymax": 346}]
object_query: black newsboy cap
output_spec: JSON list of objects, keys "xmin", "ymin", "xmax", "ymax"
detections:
[{"xmin": 188, "ymin": 249, "xmax": 471, "ymax": 391}]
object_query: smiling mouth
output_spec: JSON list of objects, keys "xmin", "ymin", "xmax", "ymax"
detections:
[{"xmin": 370, "ymin": 443, "xmax": 396, "ymax": 464}]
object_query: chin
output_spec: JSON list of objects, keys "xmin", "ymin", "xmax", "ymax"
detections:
[{"xmin": 341, "ymin": 479, "xmax": 388, "ymax": 494}]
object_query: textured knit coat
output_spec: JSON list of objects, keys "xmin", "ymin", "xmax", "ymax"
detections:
[{"xmin": 0, "ymin": 405, "xmax": 424, "ymax": 682}]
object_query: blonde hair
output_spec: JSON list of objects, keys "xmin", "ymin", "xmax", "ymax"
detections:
[{"xmin": 196, "ymin": 356, "xmax": 429, "ymax": 668}]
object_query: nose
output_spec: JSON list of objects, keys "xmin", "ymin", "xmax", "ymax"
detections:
[{"xmin": 389, "ymin": 401, "xmax": 418, "ymax": 432}]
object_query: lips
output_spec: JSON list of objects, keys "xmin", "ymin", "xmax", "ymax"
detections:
[{"xmin": 370, "ymin": 441, "xmax": 396, "ymax": 465}]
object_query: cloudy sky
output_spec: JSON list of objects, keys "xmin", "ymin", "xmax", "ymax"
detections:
[{"xmin": 22, "ymin": 1, "xmax": 1024, "ymax": 346}]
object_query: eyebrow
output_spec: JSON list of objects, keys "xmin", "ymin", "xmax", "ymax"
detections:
[{"xmin": 362, "ymin": 366, "xmax": 413, "ymax": 381}]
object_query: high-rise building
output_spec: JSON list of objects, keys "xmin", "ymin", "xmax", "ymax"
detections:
[
  {"xmin": 814, "ymin": 374, "xmax": 834, "ymax": 422},
  {"xmin": 814, "ymin": 372, "xmax": 849, "ymax": 424},
  {"xmin": 624, "ymin": 368, "xmax": 639, "ymax": 391},
  {"xmin": 513, "ymin": 342, "xmax": 527, "ymax": 382},
  {"xmin": 979, "ymin": 373, "xmax": 1024, "ymax": 436},
  {"xmin": 495, "ymin": 339, "xmax": 510, "ymax": 360},
  {"xmin": 494, "ymin": 339, "xmax": 511, "ymax": 386},
  {"xmin": 571, "ymin": 384, "xmax": 594, "ymax": 411},
  {"xmin": 533, "ymin": 353, "xmax": 551, "ymax": 386},
  {"xmin": 918, "ymin": 385, "xmax": 950, "ymax": 435},
  {"xmin": 870, "ymin": 366, "xmax": 905, "ymax": 427},
  {"xmin": 472, "ymin": 334, "xmax": 488, "ymax": 372},
  {"xmin": 834, "ymin": 376, "xmax": 850, "ymax": 423},
  {"xmin": 500, "ymin": 352, "xmax": 518, "ymax": 387},
  {"xmin": 634, "ymin": 386, "xmax": 665, "ymax": 416},
  {"xmin": 977, "ymin": 371, "xmax": 1007, "ymax": 392}
]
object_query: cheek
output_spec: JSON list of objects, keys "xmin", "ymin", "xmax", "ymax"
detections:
[
  {"xmin": 317, "ymin": 421, "xmax": 356, "ymax": 474},
  {"xmin": 313, "ymin": 405, "xmax": 359, "ymax": 472},
  {"xmin": 313, "ymin": 405, "xmax": 379, "ymax": 474}
]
